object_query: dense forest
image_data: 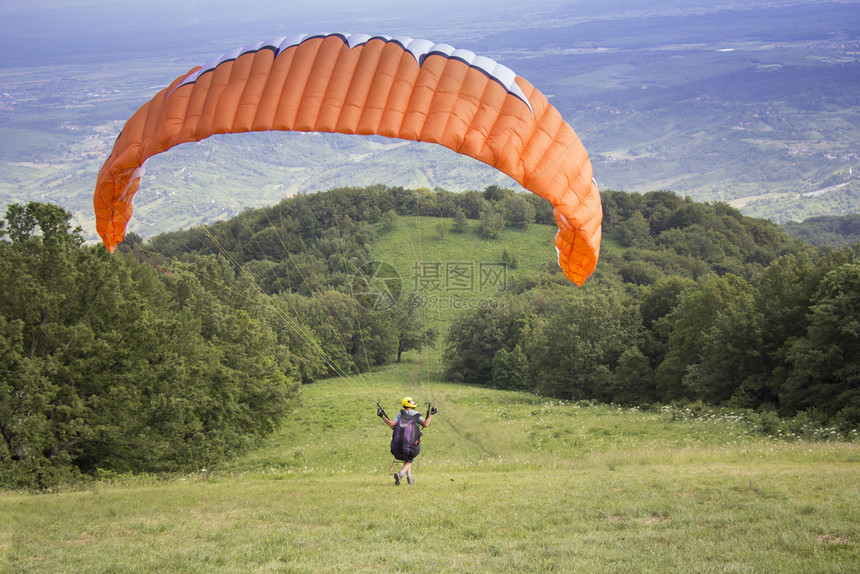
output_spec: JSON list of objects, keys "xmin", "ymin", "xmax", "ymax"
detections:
[
  {"xmin": 447, "ymin": 190, "xmax": 860, "ymax": 431},
  {"xmin": 0, "ymin": 203, "xmax": 302, "ymax": 489},
  {"xmin": 782, "ymin": 214, "xmax": 860, "ymax": 248},
  {"xmin": 2, "ymin": 186, "xmax": 858, "ymax": 489}
]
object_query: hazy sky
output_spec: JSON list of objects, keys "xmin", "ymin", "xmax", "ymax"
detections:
[
  {"xmin": 0, "ymin": 0, "xmax": 837, "ymax": 67},
  {"xmin": 0, "ymin": 0, "xmax": 829, "ymax": 39},
  {"xmin": 0, "ymin": 0, "xmax": 530, "ymax": 27},
  {"xmin": 3, "ymin": 0, "xmax": 520, "ymax": 15},
  {"xmin": 0, "ymin": 0, "xmax": 548, "ymax": 65}
]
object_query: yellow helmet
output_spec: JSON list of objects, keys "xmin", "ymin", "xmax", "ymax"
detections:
[{"xmin": 402, "ymin": 397, "xmax": 417, "ymax": 409}]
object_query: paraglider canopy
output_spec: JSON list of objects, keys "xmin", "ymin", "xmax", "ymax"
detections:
[{"xmin": 94, "ymin": 33, "xmax": 602, "ymax": 285}]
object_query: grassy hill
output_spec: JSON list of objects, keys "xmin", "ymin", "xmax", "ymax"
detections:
[
  {"xmin": 2, "ymin": 363, "xmax": 857, "ymax": 572},
  {"xmin": 367, "ymin": 214, "xmax": 561, "ymax": 377},
  {"xmin": 371, "ymin": 215, "xmax": 557, "ymax": 306}
]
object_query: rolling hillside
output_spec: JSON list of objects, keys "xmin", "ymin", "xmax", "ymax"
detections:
[
  {"xmin": 1, "ymin": 1, "xmax": 858, "ymax": 240},
  {"xmin": 2, "ymin": 369, "xmax": 857, "ymax": 572}
]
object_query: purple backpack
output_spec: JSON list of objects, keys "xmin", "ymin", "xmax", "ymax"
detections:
[{"xmin": 390, "ymin": 410, "xmax": 422, "ymax": 461}]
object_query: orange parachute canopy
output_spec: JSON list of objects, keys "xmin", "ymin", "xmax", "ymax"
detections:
[{"xmin": 94, "ymin": 33, "xmax": 601, "ymax": 285}]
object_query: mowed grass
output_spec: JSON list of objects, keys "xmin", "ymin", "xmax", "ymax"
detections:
[{"xmin": 1, "ymin": 360, "xmax": 859, "ymax": 573}]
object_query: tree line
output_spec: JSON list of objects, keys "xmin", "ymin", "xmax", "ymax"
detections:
[
  {"xmin": 0, "ymin": 195, "xmax": 438, "ymax": 489},
  {"xmin": 0, "ymin": 186, "xmax": 528, "ymax": 488},
  {"xmin": 2, "ymin": 186, "xmax": 857, "ymax": 488},
  {"xmin": 782, "ymin": 213, "xmax": 860, "ymax": 248},
  {"xmin": 446, "ymin": 190, "xmax": 860, "ymax": 431},
  {"xmin": 96, "ymin": 184, "xmax": 860, "ymax": 434},
  {"xmin": 0, "ymin": 203, "xmax": 307, "ymax": 488}
]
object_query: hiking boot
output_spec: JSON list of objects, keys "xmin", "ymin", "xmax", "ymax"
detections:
[
  {"xmin": 407, "ymin": 476, "xmax": 415, "ymax": 485},
  {"xmin": 394, "ymin": 472, "xmax": 402, "ymax": 486}
]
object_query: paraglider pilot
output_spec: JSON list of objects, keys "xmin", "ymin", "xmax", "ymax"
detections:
[{"xmin": 378, "ymin": 397, "xmax": 436, "ymax": 485}]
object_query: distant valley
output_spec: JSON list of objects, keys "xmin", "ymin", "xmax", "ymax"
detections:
[{"xmin": 0, "ymin": 0, "xmax": 857, "ymax": 240}]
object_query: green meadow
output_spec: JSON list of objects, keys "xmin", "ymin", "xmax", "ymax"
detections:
[
  {"xmin": 370, "ymin": 214, "xmax": 556, "ymax": 337},
  {"xmin": 2, "ymin": 361, "xmax": 858, "ymax": 573}
]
